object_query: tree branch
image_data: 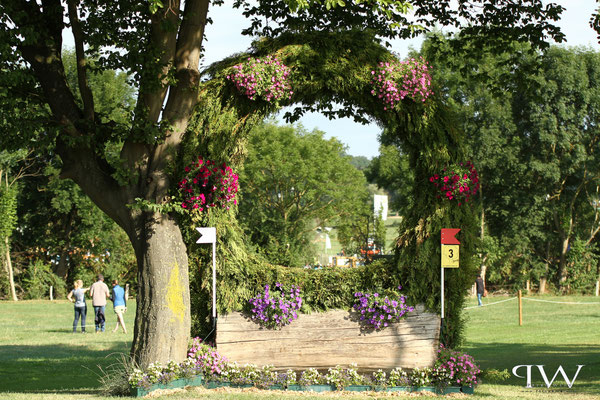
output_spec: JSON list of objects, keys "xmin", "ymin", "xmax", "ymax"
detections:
[
  {"xmin": 8, "ymin": 0, "xmax": 82, "ymax": 128},
  {"xmin": 160, "ymin": 0, "xmax": 210, "ymax": 139},
  {"xmin": 135, "ymin": 0, "xmax": 181, "ymax": 125},
  {"xmin": 67, "ymin": 0, "xmax": 95, "ymax": 121}
]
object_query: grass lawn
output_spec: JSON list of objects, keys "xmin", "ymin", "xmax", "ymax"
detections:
[{"xmin": 0, "ymin": 295, "xmax": 599, "ymax": 399}]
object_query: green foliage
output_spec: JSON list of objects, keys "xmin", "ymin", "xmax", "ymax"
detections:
[
  {"xmin": 183, "ymin": 32, "xmax": 481, "ymax": 346},
  {"xmin": 15, "ymin": 163, "xmax": 137, "ymax": 284},
  {"xmin": 0, "ymin": 0, "xmax": 574, "ymax": 364},
  {"xmin": 237, "ymin": 121, "xmax": 368, "ymax": 266},
  {"xmin": 21, "ymin": 260, "xmax": 67, "ymax": 299},
  {"xmin": 367, "ymin": 143, "xmax": 413, "ymax": 213},
  {"xmin": 0, "ymin": 181, "xmax": 17, "ymax": 244},
  {"xmin": 347, "ymin": 155, "xmax": 371, "ymax": 171},
  {"xmin": 564, "ymin": 240, "xmax": 599, "ymax": 293},
  {"xmin": 420, "ymin": 36, "xmax": 600, "ymax": 292},
  {"xmin": 479, "ymin": 368, "xmax": 511, "ymax": 384}
]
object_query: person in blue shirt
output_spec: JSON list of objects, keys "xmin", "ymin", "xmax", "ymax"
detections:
[{"xmin": 110, "ymin": 279, "xmax": 127, "ymax": 333}]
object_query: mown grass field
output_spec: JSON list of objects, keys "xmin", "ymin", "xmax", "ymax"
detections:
[{"xmin": 0, "ymin": 295, "xmax": 599, "ymax": 399}]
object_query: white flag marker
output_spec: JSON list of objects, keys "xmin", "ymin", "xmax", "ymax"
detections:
[
  {"xmin": 196, "ymin": 227, "xmax": 217, "ymax": 325},
  {"xmin": 196, "ymin": 227, "xmax": 216, "ymax": 244}
]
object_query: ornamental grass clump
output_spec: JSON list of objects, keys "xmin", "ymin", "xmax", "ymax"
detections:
[
  {"xmin": 430, "ymin": 161, "xmax": 479, "ymax": 205},
  {"xmin": 434, "ymin": 344, "xmax": 481, "ymax": 388},
  {"xmin": 352, "ymin": 286, "xmax": 414, "ymax": 330},
  {"xmin": 227, "ymin": 55, "xmax": 293, "ymax": 103},
  {"xmin": 248, "ymin": 283, "xmax": 302, "ymax": 329},
  {"xmin": 370, "ymin": 57, "xmax": 433, "ymax": 110},
  {"xmin": 178, "ymin": 158, "xmax": 239, "ymax": 212}
]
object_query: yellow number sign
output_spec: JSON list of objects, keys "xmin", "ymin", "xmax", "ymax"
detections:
[{"xmin": 441, "ymin": 244, "xmax": 459, "ymax": 268}]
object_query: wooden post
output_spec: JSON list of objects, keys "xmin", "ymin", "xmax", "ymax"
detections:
[
  {"xmin": 526, "ymin": 280, "xmax": 530, "ymax": 294},
  {"xmin": 125, "ymin": 283, "xmax": 129, "ymax": 300},
  {"xmin": 595, "ymin": 280, "xmax": 599, "ymax": 297},
  {"xmin": 50, "ymin": 285, "xmax": 53, "ymax": 301},
  {"xmin": 518, "ymin": 289, "xmax": 522, "ymax": 326}
]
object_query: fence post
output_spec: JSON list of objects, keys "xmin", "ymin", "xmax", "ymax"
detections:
[
  {"xmin": 125, "ymin": 283, "xmax": 129, "ymax": 300},
  {"xmin": 526, "ymin": 280, "xmax": 530, "ymax": 294},
  {"xmin": 518, "ymin": 290, "xmax": 522, "ymax": 326},
  {"xmin": 50, "ymin": 285, "xmax": 53, "ymax": 301},
  {"xmin": 595, "ymin": 281, "xmax": 599, "ymax": 297}
]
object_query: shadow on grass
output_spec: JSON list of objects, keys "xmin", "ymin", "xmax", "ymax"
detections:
[
  {"xmin": 0, "ymin": 343, "xmax": 129, "ymax": 393},
  {"xmin": 468, "ymin": 342, "xmax": 600, "ymax": 393}
]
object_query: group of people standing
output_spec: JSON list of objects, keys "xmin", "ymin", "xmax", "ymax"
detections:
[{"xmin": 67, "ymin": 274, "xmax": 127, "ymax": 333}]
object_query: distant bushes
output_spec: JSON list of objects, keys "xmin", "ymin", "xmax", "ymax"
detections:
[{"xmin": 21, "ymin": 260, "xmax": 66, "ymax": 299}]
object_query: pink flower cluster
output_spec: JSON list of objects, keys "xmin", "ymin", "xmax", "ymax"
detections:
[
  {"xmin": 226, "ymin": 55, "xmax": 293, "ymax": 103},
  {"xmin": 370, "ymin": 57, "xmax": 433, "ymax": 110},
  {"xmin": 430, "ymin": 161, "xmax": 479, "ymax": 205},
  {"xmin": 178, "ymin": 157, "xmax": 239, "ymax": 212},
  {"xmin": 435, "ymin": 344, "xmax": 480, "ymax": 388},
  {"xmin": 187, "ymin": 337, "xmax": 228, "ymax": 377}
]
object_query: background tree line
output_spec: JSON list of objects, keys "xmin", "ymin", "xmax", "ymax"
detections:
[{"xmin": 3, "ymin": 42, "xmax": 600, "ymax": 299}]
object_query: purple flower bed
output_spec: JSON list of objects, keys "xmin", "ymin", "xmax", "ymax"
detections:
[
  {"xmin": 249, "ymin": 283, "xmax": 302, "ymax": 329},
  {"xmin": 352, "ymin": 286, "xmax": 414, "ymax": 330}
]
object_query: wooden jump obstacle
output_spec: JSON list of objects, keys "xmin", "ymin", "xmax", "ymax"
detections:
[{"xmin": 216, "ymin": 304, "xmax": 440, "ymax": 371}]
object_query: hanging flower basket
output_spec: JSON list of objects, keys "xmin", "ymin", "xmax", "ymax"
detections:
[
  {"xmin": 370, "ymin": 57, "xmax": 433, "ymax": 110},
  {"xmin": 177, "ymin": 158, "xmax": 239, "ymax": 213},
  {"xmin": 227, "ymin": 55, "xmax": 293, "ymax": 103},
  {"xmin": 430, "ymin": 161, "xmax": 479, "ymax": 205}
]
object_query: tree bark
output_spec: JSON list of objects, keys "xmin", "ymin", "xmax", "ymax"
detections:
[
  {"xmin": 539, "ymin": 241, "xmax": 550, "ymax": 294},
  {"xmin": 4, "ymin": 237, "xmax": 18, "ymax": 301},
  {"xmin": 558, "ymin": 235, "xmax": 569, "ymax": 287},
  {"xmin": 479, "ymin": 191, "xmax": 487, "ymax": 282},
  {"xmin": 130, "ymin": 213, "xmax": 191, "ymax": 367}
]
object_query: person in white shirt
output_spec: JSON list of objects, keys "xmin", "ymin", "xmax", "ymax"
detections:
[{"xmin": 89, "ymin": 274, "xmax": 110, "ymax": 332}]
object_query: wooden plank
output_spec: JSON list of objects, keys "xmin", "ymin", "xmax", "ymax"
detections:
[{"xmin": 216, "ymin": 305, "xmax": 440, "ymax": 370}]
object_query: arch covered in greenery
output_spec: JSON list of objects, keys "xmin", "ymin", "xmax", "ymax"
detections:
[{"xmin": 181, "ymin": 30, "xmax": 479, "ymax": 347}]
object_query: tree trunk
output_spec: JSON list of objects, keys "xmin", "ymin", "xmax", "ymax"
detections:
[
  {"xmin": 479, "ymin": 204, "xmax": 487, "ymax": 282},
  {"xmin": 4, "ymin": 237, "xmax": 17, "ymax": 301},
  {"xmin": 558, "ymin": 235, "xmax": 569, "ymax": 288},
  {"xmin": 130, "ymin": 213, "xmax": 191, "ymax": 367},
  {"xmin": 54, "ymin": 250, "xmax": 70, "ymax": 280},
  {"xmin": 539, "ymin": 241, "xmax": 550, "ymax": 294}
]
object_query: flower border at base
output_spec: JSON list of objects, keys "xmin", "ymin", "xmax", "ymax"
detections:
[
  {"xmin": 302, "ymin": 384, "xmax": 335, "ymax": 392},
  {"xmin": 130, "ymin": 375, "xmax": 204, "ymax": 397},
  {"xmin": 130, "ymin": 378, "xmax": 476, "ymax": 397},
  {"xmin": 204, "ymin": 381, "xmax": 231, "ymax": 389}
]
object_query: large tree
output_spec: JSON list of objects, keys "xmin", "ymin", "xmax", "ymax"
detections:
[{"xmin": 0, "ymin": 0, "xmax": 566, "ymax": 366}]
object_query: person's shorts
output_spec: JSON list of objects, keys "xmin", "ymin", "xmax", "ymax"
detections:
[{"xmin": 114, "ymin": 305, "xmax": 126, "ymax": 315}]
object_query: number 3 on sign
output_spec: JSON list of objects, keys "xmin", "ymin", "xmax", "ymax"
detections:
[{"xmin": 441, "ymin": 244, "xmax": 460, "ymax": 268}]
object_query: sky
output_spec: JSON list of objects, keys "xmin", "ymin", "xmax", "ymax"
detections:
[{"xmin": 201, "ymin": 1, "xmax": 600, "ymax": 159}]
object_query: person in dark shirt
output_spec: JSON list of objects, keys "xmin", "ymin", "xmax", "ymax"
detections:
[{"xmin": 475, "ymin": 275, "xmax": 485, "ymax": 306}]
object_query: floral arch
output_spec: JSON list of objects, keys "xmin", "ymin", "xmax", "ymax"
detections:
[{"xmin": 181, "ymin": 30, "xmax": 479, "ymax": 347}]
